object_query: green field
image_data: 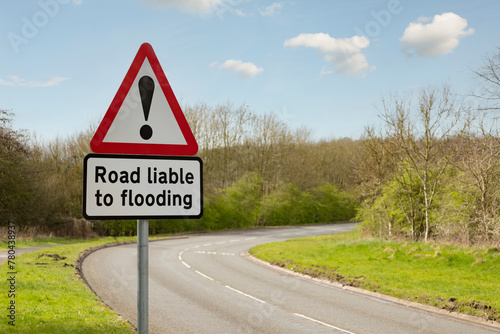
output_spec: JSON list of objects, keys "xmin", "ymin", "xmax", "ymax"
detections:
[
  {"xmin": 250, "ymin": 231, "xmax": 500, "ymax": 322},
  {"xmin": 0, "ymin": 237, "xmax": 137, "ymax": 334}
]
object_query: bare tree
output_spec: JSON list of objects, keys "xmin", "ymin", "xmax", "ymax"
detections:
[
  {"xmin": 472, "ymin": 48, "xmax": 500, "ymax": 111},
  {"xmin": 380, "ymin": 87, "xmax": 463, "ymax": 241},
  {"xmin": 456, "ymin": 111, "xmax": 500, "ymax": 242},
  {"xmin": 357, "ymin": 126, "xmax": 397, "ymax": 237}
]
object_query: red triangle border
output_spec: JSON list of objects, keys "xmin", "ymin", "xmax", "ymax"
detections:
[{"xmin": 90, "ymin": 43, "xmax": 198, "ymax": 156}]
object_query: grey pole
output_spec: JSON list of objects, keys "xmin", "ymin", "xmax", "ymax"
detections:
[{"xmin": 137, "ymin": 219, "xmax": 149, "ymax": 333}]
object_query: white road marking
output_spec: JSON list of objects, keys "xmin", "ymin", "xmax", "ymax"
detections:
[
  {"xmin": 195, "ymin": 270, "xmax": 214, "ymax": 281},
  {"xmin": 179, "ymin": 238, "xmax": 353, "ymax": 333},
  {"xmin": 225, "ymin": 285, "xmax": 266, "ymax": 304},
  {"xmin": 194, "ymin": 251, "xmax": 235, "ymax": 256},
  {"xmin": 178, "ymin": 250, "xmax": 191, "ymax": 268},
  {"xmin": 294, "ymin": 313, "xmax": 356, "ymax": 333}
]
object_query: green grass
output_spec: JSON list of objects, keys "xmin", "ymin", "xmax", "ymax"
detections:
[
  {"xmin": 0, "ymin": 236, "xmax": 143, "ymax": 333},
  {"xmin": 0, "ymin": 236, "xmax": 89, "ymax": 251},
  {"xmin": 250, "ymin": 231, "xmax": 500, "ymax": 322}
]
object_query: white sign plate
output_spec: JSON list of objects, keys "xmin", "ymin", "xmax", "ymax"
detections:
[{"xmin": 83, "ymin": 154, "xmax": 202, "ymax": 219}]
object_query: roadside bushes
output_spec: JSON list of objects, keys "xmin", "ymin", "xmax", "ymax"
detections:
[
  {"xmin": 312, "ymin": 185, "xmax": 359, "ymax": 223},
  {"xmin": 201, "ymin": 174, "xmax": 262, "ymax": 231},
  {"xmin": 257, "ymin": 183, "xmax": 358, "ymax": 226},
  {"xmin": 258, "ymin": 183, "xmax": 314, "ymax": 226},
  {"xmin": 100, "ymin": 174, "xmax": 359, "ymax": 236}
]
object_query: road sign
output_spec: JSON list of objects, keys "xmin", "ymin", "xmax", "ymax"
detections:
[
  {"xmin": 85, "ymin": 43, "xmax": 203, "ymax": 334},
  {"xmin": 83, "ymin": 154, "xmax": 203, "ymax": 219},
  {"xmin": 90, "ymin": 43, "xmax": 198, "ymax": 156}
]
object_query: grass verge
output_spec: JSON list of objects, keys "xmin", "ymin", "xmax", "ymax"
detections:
[
  {"xmin": 249, "ymin": 231, "xmax": 500, "ymax": 322},
  {"xmin": 0, "ymin": 237, "xmax": 89, "ymax": 251},
  {"xmin": 0, "ymin": 236, "xmax": 143, "ymax": 333}
]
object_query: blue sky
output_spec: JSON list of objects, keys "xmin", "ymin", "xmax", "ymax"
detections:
[{"xmin": 1, "ymin": 0, "xmax": 499, "ymax": 142}]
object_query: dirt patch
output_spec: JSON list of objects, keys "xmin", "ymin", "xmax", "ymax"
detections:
[
  {"xmin": 415, "ymin": 296, "xmax": 500, "ymax": 322},
  {"xmin": 445, "ymin": 299, "xmax": 500, "ymax": 321},
  {"xmin": 25, "ymin": 253, "xmax": 69, "ymax": 267},
  {"xmin": 37, "ymin": 253, "xmax": 67, "ymax": 261}
]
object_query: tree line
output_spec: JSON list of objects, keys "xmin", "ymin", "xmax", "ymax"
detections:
[
  {"xmin": 1, "ymin": 48, "xmax": 499, "ymax": 244},
  {"xmin": 0, "ymin": 104, "xmax": 360, "ymax": 237}
]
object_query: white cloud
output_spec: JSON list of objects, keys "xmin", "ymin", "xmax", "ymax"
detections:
[
  {"xmin": 260, "ymin": 2, "xmax": 283, "ymax": 16},
  {"xmin": 72, "ymin": 0, "xmax": 83, "ymax": 5},
  {"xmin": 400, "ymin": 12, "xmax": 474, "ymax": 57},
  {"xmin": 284, "ymin": 33, "xmax": 374, "ymax": 76},
  {"xmin": 141, "ymin": 0, "xmax": 241, "ymax": 16},
  {"xmin": 213, "ymin": 59, "xmax": 264, "ymax": 77},
  {"xmin": 0, "ymin": 76, "xmax": 69, "ymax": 87}
]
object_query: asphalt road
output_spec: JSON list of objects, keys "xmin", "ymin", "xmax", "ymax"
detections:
[{"xmin": 81, "ymin": 223, "xmax": 500, "ymax": 334}]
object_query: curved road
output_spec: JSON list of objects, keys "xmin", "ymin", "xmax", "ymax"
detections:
[{"xmin": 82, "ymin": 223, "xmax": 499, "ymax": 333}]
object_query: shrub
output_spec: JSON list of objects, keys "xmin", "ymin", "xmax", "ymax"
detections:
[
  {"xmin": 201, "ymin": 173, "xmax": 262, "ymax": 230},
  {"xmin": 312, "ymin": 185, "xmax": 358, "ymax": 223},
  {"xmin": 258, "ymin": 184, "xmax": 314, "ymax": 226}
]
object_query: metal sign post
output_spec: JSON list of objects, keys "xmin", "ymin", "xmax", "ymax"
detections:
[
  {"xmin": 84, "ymin": 43, "xmax": 202, "ymax": 334},
  {"xmin": 83, "ymin": 154, "xmax": 203, "ymax": 334},
  {"xmin": 137, "ymin": 219, "xmax": 149, "ymax": 334}
]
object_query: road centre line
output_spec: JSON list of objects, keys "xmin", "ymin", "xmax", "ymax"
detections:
[
  {"xmin": 180, "ymin": 242, "xmax": 351, "ymax": 330},
  {"xmin": 225, "ymin": 285, "xmax": 266, "ymax": 304},
  {"xmin": 194, "ymin": 251, "xmax": 235, "ymax": 256},
  {"xmin": 195, "ymin": 270, "xmax": 214, "ymax": 281},
  {"xmin": 181, "ymin": 250, "xmax": 266, "ymax": 305},
  {"xmin": 293, "ymin": 313, "xmax": 356, "ymax": 334},
  {"xmin": 179, "ymin": 248, "xmax": 264, "ymax": 303}
]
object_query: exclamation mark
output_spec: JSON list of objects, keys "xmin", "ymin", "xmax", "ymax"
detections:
[{"xmin": 139, "ymin": 75, "xmax": 154, "ymax": 140}]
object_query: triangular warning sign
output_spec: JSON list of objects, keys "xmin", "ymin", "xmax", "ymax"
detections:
[{"xmin": 90, "ymin": 43, "xmax": 198, "ymax": 156}]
